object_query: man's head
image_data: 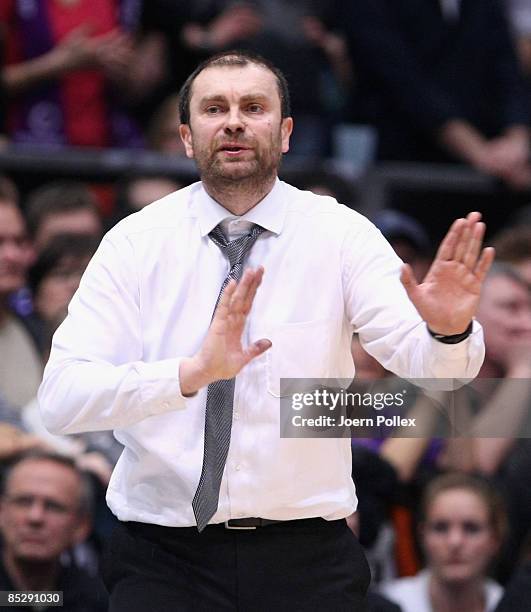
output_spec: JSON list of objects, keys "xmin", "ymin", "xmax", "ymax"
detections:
[
  {"xmin": 0, "ymin": 177, "xmax": 31, "ymax": 300},
  {"xmin": 0, "ymin": 451, "xmax": 92, "ymax": 564},
  {"xmin": 178, "ymin": 50, "xmax": 293, "ymax": 195},
  {"xmin": 25, "ymin": 182, "xmax": 102, "ymax": 252},
  {"xmin": 476, "ymin": 263, "xmax": 531, "ymax": 370}
]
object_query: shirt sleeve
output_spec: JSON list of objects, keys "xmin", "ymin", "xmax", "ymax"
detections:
[
  {"xmin": 38, "ymin": 230, "xmax": 188, "ymax": 435},
  {"xmin": 342, "ymin": 222, "xmax": 485, "ymax": 380}
]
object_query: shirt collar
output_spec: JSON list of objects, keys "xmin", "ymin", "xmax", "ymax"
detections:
[{"xmin": 195, "ymin": 178, "xmax": 287, "ymax": 237}]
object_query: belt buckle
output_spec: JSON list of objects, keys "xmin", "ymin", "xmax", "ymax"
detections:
[{"xmin": 224, "ymin": 520, "xmax": 257, "ymax": 530}]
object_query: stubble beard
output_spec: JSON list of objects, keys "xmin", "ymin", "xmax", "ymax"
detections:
[{"xmin": 193, "ymin": 132, "xmax": 283, "ymax": 204}]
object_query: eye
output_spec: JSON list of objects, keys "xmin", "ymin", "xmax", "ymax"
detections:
[
  {"xmin": 205, "ymin": 105, "xmax": 223, "ymax": 115},
  {"xmin": 247, "ymin": 103, "xmax": 263, "ymax": 113},
  {"xmin": 428, "ymin": 520, "xmax": 450, "ymax": 534}
]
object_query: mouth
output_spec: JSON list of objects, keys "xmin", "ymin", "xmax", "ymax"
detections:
[{"xmin": 217, "ymin": 143, "xmax": 252, "ymax": 156}]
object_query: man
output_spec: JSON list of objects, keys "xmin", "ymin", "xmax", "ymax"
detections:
[
  {"xmin": 0, "ymin": 450, "xmax": 107, "ymax": 610},
  {"xmin": 39, "ymin": 51, "xmax": 493, "ymax": 610},
  {"xmin": 0, "ymin": 177, "xmax": 42, "ymax": 408},
  {"xmin": 25, "ymin": 181, "xmax": 103, "ymax": 253}
]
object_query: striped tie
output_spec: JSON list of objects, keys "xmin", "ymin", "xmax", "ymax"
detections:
[{"xmin": 192, "ymin": 223, "xmax": 265, "ymax": 531}]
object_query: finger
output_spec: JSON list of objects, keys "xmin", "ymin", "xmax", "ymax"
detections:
[
  {"xmin": 434, "ymin": 218, "xmax": 466, "ymax": 261},
  {"xmin": 463, "ymin": 221, "xmax": 486, "ymax": 269},
  {"xmin": 214, "ymin": 278, "xmax": 237, "ymax": 323},
  {"xmin": 400, "ymin": 263, "xmax": 418, "ymax": 299},
  {"xmin": 230, "ymin": 268, "xmax": 257, "ymax": 314},
  {"xmin": 241, "ymin": 266, "xmax": 264, "ymax": 315},
  {"xmin": 453, "ymin": 224, "xmax": 470, "ymax": 263},
  {"xmin": 474, "ymin": 246, "xmax": 496, "ymax": 282},
  {"xmin": 243, "ymin": 338, "xmax": 272, "ymax": 364}
]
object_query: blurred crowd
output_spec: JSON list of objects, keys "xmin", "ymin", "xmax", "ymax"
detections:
[{"xmin": 1, "ymin": 1, "xmax": 531, "ymax": 610}]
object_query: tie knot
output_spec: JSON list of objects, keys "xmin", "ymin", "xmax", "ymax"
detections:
[{"xmin": 209, "ymin": 223, "xmax": 265, "ymax": 268}]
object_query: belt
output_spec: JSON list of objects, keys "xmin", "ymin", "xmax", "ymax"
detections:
[{"xmin": 224, "ymin": 517, "xmax": 281, "ymax": 530}]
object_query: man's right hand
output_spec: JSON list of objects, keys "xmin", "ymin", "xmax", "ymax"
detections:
[{"xmin": 179, "ymin": 267, "xmax": 271, "ymax": 396}]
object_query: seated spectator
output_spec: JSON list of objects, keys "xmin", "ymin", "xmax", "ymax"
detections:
[
  {"xmin": 371, "ymin": 210, "xmax": 432, "ymax": 282},
  {"xmin": 27, "ymin": 234, "xmax": 99, "ymax": 355},
  {"xmin": 0, "ymin": 0, "xmax": 165, "ymax": 148},
  {"xmin": 113, "ymin": 174, "xmax": 182, "ymax": 224},
  {"xmin": 0, "ymin": 450, "xmax": 107, "ymax": 610},
  {"xmin": 25, "ymin": 181, "xmax": 103, "ymax": 252},
  {"xmin": 491, "ymin": 226, "xmax": 531, "ymax": 285},
  {"xmin": 381, "ymin": 473, "xmax": 505, "ymax": 612},
  {"xmin": 0, "ymin": 178, "xmax": 42, "ymax": 408},
  {"xmin": 340, "ymin": 0, "xmax": 531, "ymax": 189},
  {"xmin": 146, "ymin": 93, "xmax": 187, "ymax": 157}
]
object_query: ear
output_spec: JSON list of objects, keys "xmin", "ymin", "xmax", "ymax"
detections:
[
  {"xmin": 179, "ymin": 124, "xmax": 195, "ymax": 159},
  {"xmin": 281, "ymin": 117, "xmax": 293, "ymax": 154}
]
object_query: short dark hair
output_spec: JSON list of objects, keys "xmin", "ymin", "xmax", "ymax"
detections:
[
  {"xmin": 25, "ymin": 181, "xmax": 99, "ymax": 239},
  {"xmin": 0, "ymin": 175, "xmax": 19, "ymax": 205},
  {"xmin": 178, "ymin": 49, "xmax": 291, "ymax": 125},
  {"xmin": 0, "ymin": 450, "xmax": 95, "ymax": 516},
  {"xmin": 491, "ymin": 226, "xmax": 531, "ymax": 264}
]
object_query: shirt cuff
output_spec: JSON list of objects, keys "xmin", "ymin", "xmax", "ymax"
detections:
[{"xmin": 136, "ymin": 358, "xmax": 189, "ymax": 417}]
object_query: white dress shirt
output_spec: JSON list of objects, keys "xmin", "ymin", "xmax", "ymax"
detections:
[{"xmin": 38, "ymin": 180, "xmax": 484, "ymax": 527}]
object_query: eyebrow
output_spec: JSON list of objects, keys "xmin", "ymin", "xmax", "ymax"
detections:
[{"xmin": 198, "ymin": 93, "xmax": 270, "ymax": 106}]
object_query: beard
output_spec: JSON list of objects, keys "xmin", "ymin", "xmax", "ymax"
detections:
[{"xmin": 192, "ymin": 130, "xmax": 284, "ymax": 196}]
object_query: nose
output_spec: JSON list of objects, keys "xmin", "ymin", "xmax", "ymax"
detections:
[
  {"xmin": 447, "ymin": 525, "xmax": 465, "ymax": 549},
  {"xmin": 26, "ymin": 500, "xmax": 46, "ymax": 524},
  {"xmin": 224, "ymin": 106, "xmax": 245, "ymax": 134},
  {"xmin": 0, "ymin": 239, "xmax": 24, "ymax": 263}
]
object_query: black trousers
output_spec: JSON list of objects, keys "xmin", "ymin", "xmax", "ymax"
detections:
[{"xmin": 102, "ymin": 518, "xmax": 371, "ymax": 611}]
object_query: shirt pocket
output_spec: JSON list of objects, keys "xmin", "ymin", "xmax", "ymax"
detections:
[{"xmin": 266, "ymin": 318, "xmax": 333, "ymax": 397}]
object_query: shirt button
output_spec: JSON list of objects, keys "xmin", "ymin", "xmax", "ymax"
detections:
[
  {"xmin": 233, "ymin": 412, "xmax": 240, "ymax": 421},
  {"xmin": 235, "ymin": 464, "xmax": 241, "ymax": 471},
  {"xmin": 162, "ymin": 401, "xmax": 170, "ymax": 409}
]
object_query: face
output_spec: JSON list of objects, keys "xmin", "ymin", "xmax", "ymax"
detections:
[
  {"xmin": 422, "ymin": 488, "xmax": 499, "ymax": 585},
  {"xmin": 34, "ymin": 255, "xmax": 91, "ymax": 323},
  {"xmin": 0, "ymin": 460, "xmax": 89, "ymax": 563},
  {"xmin": 35, "ymin": 210, "xmax": 102, "ymax": 252},
  {"xmin": 179, "ymin": 63, "xmax": 293, "ymax": 189},
  {"xmin": 476, "ymin": 275, "xmax": 531, "ymax": 366},
  {"xmin": 0, "ymin": 202, "xmax": 31, "ymax": 297}
]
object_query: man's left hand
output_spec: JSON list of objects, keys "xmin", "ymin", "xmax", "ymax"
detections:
[{"xmin": 400, "ymin": 212, "xmax": 495, "ymax": 336}]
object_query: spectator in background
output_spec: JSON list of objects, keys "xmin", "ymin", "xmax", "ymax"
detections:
[
  {"xmin": 371, "ymin": 210, "xmax": 432, "ymax": 282},
  {"xmin": 339, "ymin": 0, "xmax": 531, "ymax": 190},
  {"xmin": 144, "ymin": 0, "xmax": 351, "ymax": 156},
  {"xmin": 25, "ymin": 181, "xmax": 102, "ymax": 252},
  {"xmin": 0, "ymin": 177, "xmax": 41, "ymax": 409},
  {"xmin": 27, "ymin": 234, "xmax": 99, "ymax": 356},
  {"xmin": 0, "ymin": 0, "xmax": 165, "ymax": 148},
  {"xmin": 0, "ymin": 450, "xmax": 107, "ymax": 610},
  {"xmin": 491, "ymin": 225, "xmax": 531, "ymax": 284},
  {"xmin": 147, "ymin": 93, "xmax": 188, "ymax": 157},
  {"xmin": 381, "ymin": 473, "xmax": 505, "ymax": 612},
  {"xmin": 112, "ymin": 174, "xmax": 182, "ymax": 224}
]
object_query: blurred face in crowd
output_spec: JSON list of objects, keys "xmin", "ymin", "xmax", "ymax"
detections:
[
  {"xmin": 126, "ymin": 177, "xmax": 181, "ymax": 212},
  {"xmin": 35, "ymin": 209, "xmax": 102, "ymax": 252},
  {"xmin": 34, "ymin": 254, "xmax": 91, "ymax": 323},
  {"xmin": 0, "ymin": 201, "xmax": 31, "ymax": 299},
  {"xmin": 0, "ymin": 459, "xmax": 89, "ymax": 563},
  {"xmin": 476, "ymin": 274, "xmax": 531, "ymax": 367},
  {"xmin": 422, "ymin": 488, "xmax": 499, "ymax": 585},
  {"xmin": 180, "ymin": 62, "xmax": 292, "ymax": 191}
]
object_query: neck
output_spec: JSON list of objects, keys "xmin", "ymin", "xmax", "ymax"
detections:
[
  {"xmin": 429, "ymin": 574, "xmax": 485, "ymax": 612},
  {"xmin": 203, "ymin": 174, "xmax": 276, "ymax": 216},
  {"xmin": 3, "ymin": 550, "xmax": 60, "ymax": 591}
]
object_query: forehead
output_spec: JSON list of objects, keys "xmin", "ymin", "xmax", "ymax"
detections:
[
  {"xmin": 427, "ymin": 488, "xmax": 488, "ymax": 518},
  {"xmin": 190, "ymin": 63, "xmax": 280, "ymax": 107},
  {"xmin": 0, "ymin": 202, "xmax": 24, "ymax": 235},
  {"xmin": 6, "ymin": 460, "xmax": 80, "ymax": 499},
  {"xmin": 483, "ymin": 275, "xmax": 530, "ymax": 304}
]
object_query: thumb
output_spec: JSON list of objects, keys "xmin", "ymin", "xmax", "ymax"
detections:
[{"xmin": 400, "ymin": 263, "xmax": 418, "ymax": 298}]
